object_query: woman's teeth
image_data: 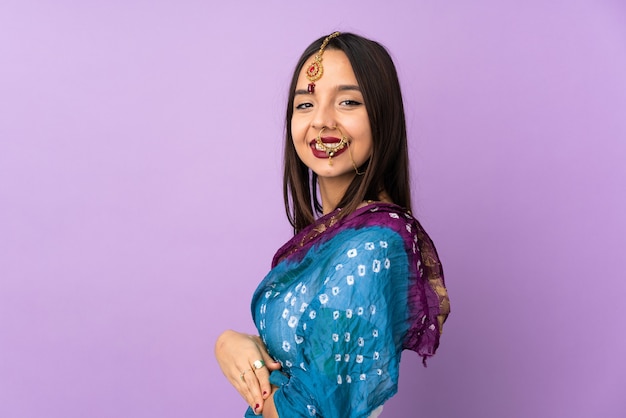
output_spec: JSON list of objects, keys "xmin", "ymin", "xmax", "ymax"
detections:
[{"xmin": 315, "ymin": 142, "xmax": 341, "ymax": 151}]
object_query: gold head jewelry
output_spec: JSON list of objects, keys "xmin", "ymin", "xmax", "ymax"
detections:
[
  {"xmin": 306, "ymin": 32, "xmax": 340, "ymax": 94},
  {"xmin": 316, "ymin": 126, "xmax": 348, "ymax": 166}
]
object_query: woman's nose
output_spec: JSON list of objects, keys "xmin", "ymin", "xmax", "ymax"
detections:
[{"xmin": 310, "ymin": 104, "xmax": 336, "ymax": 130}]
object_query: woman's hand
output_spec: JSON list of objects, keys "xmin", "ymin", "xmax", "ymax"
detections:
[{"xmin": 215, "ymin": 330, "xmax": 281, "ymax": 415}]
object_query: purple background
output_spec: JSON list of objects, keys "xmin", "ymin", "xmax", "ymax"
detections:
[{"xmin": 1, "ymin": 1, "xmax": 625, "ymax": 417}]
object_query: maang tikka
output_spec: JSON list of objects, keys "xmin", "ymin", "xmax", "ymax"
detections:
[{"xmin": 306, "ymin": 32, "xmax": 340, "ymax": 94}]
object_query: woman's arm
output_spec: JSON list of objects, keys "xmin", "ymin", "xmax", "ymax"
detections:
[{"xmin": 214, "ymin": 330, "xmax": 282, "ymax": 414}]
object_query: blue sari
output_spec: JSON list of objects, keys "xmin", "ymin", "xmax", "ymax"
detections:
[{"xmin": 245, "ymin": 203, "xmax": 449, "ymax": 417}]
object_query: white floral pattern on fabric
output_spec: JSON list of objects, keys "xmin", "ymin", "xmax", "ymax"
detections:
[
  {"xmin": 244, "ymin": 203, "xmax": 449, "ymax": 418},
  {"xmin": 250, "ymin": 227, "xmax": 411, "ymax": 417}
]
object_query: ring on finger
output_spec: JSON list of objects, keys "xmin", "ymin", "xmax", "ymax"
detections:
[
  {"xmin": 252, "ymin": 360, "xmax": 266, "ymax": 370},
  {"xmin": 240, "ymin": 368, "xmax": 252, "ymax": 382}
]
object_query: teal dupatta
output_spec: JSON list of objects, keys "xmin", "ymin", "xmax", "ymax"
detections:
[{"xmin": 245, "ymin": 203, "xmax": 449, "ymax": 418}]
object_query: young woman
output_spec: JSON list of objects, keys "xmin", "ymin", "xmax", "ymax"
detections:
[{"xmin": 215, "ymin": 32, "xmax": 450, "ymax": 418}]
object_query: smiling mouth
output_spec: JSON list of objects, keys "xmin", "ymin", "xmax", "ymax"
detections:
[
  {"xmin": 314, "ymin": 141, "xmax": 345, "ymax": 153},
  {"xmin": 311, "ymin": 136, "xmax": 348, "ymax": 156}
]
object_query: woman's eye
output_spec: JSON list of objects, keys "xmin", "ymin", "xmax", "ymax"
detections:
[
  {"xmin": 295, "ymin": 102, "xmax": 313, "ymax": 110},
  {"xmin": 340, "ymin": 99, "xmax": 362, "ymax": 106}
]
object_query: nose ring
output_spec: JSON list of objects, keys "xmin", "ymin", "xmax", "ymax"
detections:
[{"xmin": 316, "ymin": 126, "xmax": 348, "ymax": 166}]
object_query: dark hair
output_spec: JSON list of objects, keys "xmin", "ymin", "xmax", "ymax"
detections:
[{"xmin": 283, "ymin": 32, "xmax": 412, "ymax": 233}]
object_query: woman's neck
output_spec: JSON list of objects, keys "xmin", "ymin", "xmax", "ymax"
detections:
[
  {"xmin": 318, "ymin": 176, "xmax": 352, "ymax": 214},
  {"xmin": 318, "ymin": 177, "xmax": 392, "ymax": 214}
]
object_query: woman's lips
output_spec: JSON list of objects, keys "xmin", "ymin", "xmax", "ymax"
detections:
[{"xmin": 309, "ymin": 136, "xmax": 348, "ymax": 159}]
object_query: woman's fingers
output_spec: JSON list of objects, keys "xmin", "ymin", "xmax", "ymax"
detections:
[
  {"xmin": 259, "ymin": 350, "xmax": 281, "ymax": 370},
  {"xmin": 251, "ymin": 361, "xmax": 271, "ymax": 401},
  {"xmin": 249, "ymin": 370, "xmax": 266, "ymax": 413},
  {"xmin": 256, "ymin": 354, "xmax": 280, "ymax": 399},
  {"xmin": 215, "ymin": 331, "xmax": 278, "ymax": 414},
  {"xmin": 243, "ymin": 358, "xmax": 275, "ymax": 412},
  {"xmin": 239, "ymin": 367, "xmax": 263, "ymax": 414},
  {"xmin": 246, "ymin": 335, "xmax": 281, "ymax": 400},
  {"xmin": 234, "ymin": 359, "xmax": 270, "ymax": 412}
]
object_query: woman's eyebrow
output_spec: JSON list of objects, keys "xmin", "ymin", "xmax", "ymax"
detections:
[
  {"xmin": 294, "ymin": 85, "xmax": 361, "ymax": 95},
  {"xmin": 337, "ymin": 84, "xmax": 361, "ymax": 92}
]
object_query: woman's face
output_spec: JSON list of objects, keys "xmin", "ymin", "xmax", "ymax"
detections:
[{"xmin": 291, "ymin": 49, "xmax": 372, "ymax": 183}]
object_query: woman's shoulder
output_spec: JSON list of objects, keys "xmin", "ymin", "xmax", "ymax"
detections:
[
  {"xmin": 345, "ymin": 202, "xmax": 417, "ymax": 237},
  {"xmin": 272, "ymin": 202, "xmax": 417, "ymax": 267}
]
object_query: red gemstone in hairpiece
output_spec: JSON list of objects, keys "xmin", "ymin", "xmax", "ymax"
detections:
[
  {"xmin": 307, "ymin": 61, "xmax": 320, "ymax": 79},
  {"xmin": 307, "ymin": 83, "xmax": 315, "ymax": 93}
]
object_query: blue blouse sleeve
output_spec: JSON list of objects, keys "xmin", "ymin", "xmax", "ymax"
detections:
[{"xmin": 270, "ymin": 227, "xmax": 412, "ymax": 418}]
